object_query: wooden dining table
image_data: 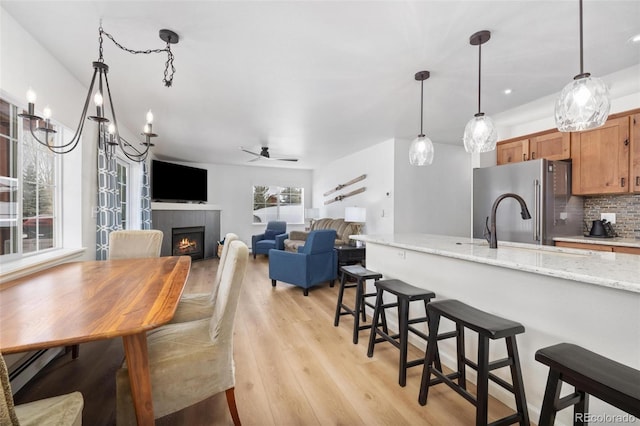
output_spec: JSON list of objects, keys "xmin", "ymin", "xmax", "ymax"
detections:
[{"xmin": 0, "ymin": 255, "xmax": 191, "ymax": 425}]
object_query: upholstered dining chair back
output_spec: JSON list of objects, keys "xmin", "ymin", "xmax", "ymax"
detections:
[
  {"xmin": 108, "ymin": 230, "xmax": 163, "ymax": 260},
  {"xmin": 209, "ymin": 239, "xmax": 249, "ymax": 341},
  {"xmin": 116, "ymin": 240, "xmax": 249, "ymax": 425},
  {"xmin": 212, "ymin": 233, "xmax": 239, "ymax": 302},
  {"xmin": 1, "ymin": 355, "xmax": 84, "ymax": 426}
]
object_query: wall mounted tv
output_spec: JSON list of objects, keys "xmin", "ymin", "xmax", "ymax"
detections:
[{"xmin": 151, "ymin": 160, "xmax": 208, "ymax": 203}]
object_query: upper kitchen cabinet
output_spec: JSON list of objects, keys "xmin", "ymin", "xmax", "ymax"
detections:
[
  {"xmin": 496, "ymin": 130, "xmax": 570, "ymax": 165},
  {"xmin": 571, "ymin": 116, "xmax": 630, "ymax": 195},
  {"xmin": 631, "ymin": 113, "xmax": 640, "ymax": 192},
  {"xmin": 530, "ymin": 131, "xmax": 570, "ymax": 161},
  {"xmin": 496, "ymin": 138, "xmax": 529, "ymax": 165}
]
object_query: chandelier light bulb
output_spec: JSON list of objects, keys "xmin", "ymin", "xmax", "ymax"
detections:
[
  {"xmin": 93, "ymin": 92, "xmax": 103, "ymax": 107},
  {"xmin": 463, "ymin": 114, "xmax": 498, "ymax": 153},
  {"xmin": 146, "ymin": 110, "xmax": 154, "ymax": 124},
  {"xmin": 409, "ymin": 135, "xmax": 434, "ymax": 166},
  {"xmin": 43, "ymin": 106, "xmax": 52, "ymax": 120},
  {"xmin": 144, "ymin": 123, "xmax": 151, "ymax": 134},
  {"xmin": 108, "ymin": 123, "xmax": 116, "ymax": 134},
  {"xmin": 26, "ymin": 88, "xmax": 37, "ymax": 104}
]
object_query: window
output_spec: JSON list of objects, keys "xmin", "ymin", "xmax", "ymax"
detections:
[
  {"xmin": 252, "ymin": 185, "xmax": 304, "ymax": 224},
  {"xmin": 0, "ymin": 97, "xmax": 60, "ymax": 258},
  {"xmin": 116, "ymin": 159, "xmax": 129, "ymax": 229}
]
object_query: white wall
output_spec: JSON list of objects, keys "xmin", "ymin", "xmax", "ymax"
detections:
[
  {"xmin": 312, "ymin": 139, "xmax": 395, "ymax": 235},
  {"xmin": 394, "ymin": 140, "xmax": 472, "ymax": 237},
  {"xmin": 176, "ymin": 161, "xmax": 313, "ymax": 247}
]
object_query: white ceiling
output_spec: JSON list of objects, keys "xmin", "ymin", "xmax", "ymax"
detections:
[{"xmin": 3, "ymin": 1, "xmax": 639, "ymax": 169}]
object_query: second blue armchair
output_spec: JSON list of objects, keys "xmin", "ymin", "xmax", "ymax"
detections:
[
  {"xmin": 268, "ymin": 229, "xmax": 338, "ymax": 296},
  {"xmin": 252, "ymin": 221, "xmax": 287, "ymax": 259}
]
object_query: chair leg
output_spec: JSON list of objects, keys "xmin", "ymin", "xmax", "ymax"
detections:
[
  {"xmin": 505, "ymin": 336, "xmax": 530, "ymax": 426},
  {"xmin": 225, "ymin": 387, "xmax": 242, "ymax": 426},
  {"xmin": 418, "ymin": 312, "xmax": 441, "ymax": 405},
  {"xmin": 334, "ymin": 272, "xmax": 348, "ymax": 326},
  {"xmin": 538, "ymin": 369, "xmax": 562, "ymax": 426},
  {"xmin": 367, "ymin": 288, "xmax": 384, "ymax": 357},
  {"xmin": 476, "ymin": 336, "xmax": 490, "ymax": 426},
  {"xmin": 303, "ymin": 288, "xmax": 309, "ymax": 296},
  {"xmin": 271, "ymin": 279, "xmax": 276, "ymax": 287}
]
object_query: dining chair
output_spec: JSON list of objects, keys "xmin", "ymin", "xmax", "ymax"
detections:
[
  {"xmin": 169, "ymin": 232, "xmax": 239, "ymax": 324},
  {"xmin": 1, "ymin": 355, "xmax": 84, "ymax": 426},
  {"xmin": 68, "ymin": 229, "xmax": 164, "ymax": 359},
  {"xmin": 108, "ymin": 229, "xmax": 163, "ymax": 259},
  {"xmin": 116, "ymin": 240, "xmax": 249, "ymax": 426}
]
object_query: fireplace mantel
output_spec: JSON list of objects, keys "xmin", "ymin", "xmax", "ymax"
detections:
[{"xmin": 151, "ymin": 205, "xmax": 221, "ymax": 258}]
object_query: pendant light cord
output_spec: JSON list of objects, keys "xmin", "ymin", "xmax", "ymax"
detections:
[
  {"xmin": 419, "ymin": 79, "xmax": 424, "ymax": 136},
  {"xmin": 477, "ymin": 42, "xmax": 482, "ymax": 114},
  {"xmin": 579, "ymin": 0, "xmax": 584, "ymax": 75}
]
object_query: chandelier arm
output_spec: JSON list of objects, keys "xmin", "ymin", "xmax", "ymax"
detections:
[{"xmin": 102, "ymin": 70, "xmax": 149, "ymax": 162}]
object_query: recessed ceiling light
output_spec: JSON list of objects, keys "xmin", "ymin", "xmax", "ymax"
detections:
[
  {"xmin": 629, "ymin": 33, "xmax": 640, "ymax": 44},
  {"xmin": 503, "ymin": 89, "xmax": 512, "ymax": 95}
]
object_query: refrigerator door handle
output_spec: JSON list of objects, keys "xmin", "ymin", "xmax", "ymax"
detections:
[{"xmin": 533, "ymin": 179, "xmax": 540, "ymax": 241}]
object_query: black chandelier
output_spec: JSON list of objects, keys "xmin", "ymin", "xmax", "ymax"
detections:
[{"xmin": 18, "ymin": 24, "xmax": 179, "ymax": 162}]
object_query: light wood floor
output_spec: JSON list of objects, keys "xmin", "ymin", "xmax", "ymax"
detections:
[{"xmin": 14, "ymin": 255, "xmax": 518, "ymax": 425}]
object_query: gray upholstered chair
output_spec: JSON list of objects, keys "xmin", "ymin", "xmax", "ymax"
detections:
[
  {"xmin": 116, "ymin": 240, "xmax": 249, "ymax": 426},
  {"xmin": 108, "ymin": 229, "xmax": 163, "ymax": 259},
  {"xmin": 169, "ymin": 232, "xmax": 239, "ymax": 324},
  {"xmin": 1, "ymin": 355, "xmax": 83, "ymax": 426}
]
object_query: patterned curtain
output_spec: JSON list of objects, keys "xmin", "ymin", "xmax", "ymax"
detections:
[
  {"xmin": 141, "ymin": 160, "xmax": 152, "ymax": 230},
  {"xmin": 96, "ymin": 147, "xmax": 122, "ymax": 260}
]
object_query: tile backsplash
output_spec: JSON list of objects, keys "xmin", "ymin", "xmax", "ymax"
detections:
[{"xmin": 583, "ymin": 194, "xmax": 640, "ymax": 239}]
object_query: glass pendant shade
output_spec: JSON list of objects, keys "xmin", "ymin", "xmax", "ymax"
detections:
[
  {"xmin": 409, "ymin": 135, "xmax": 434, "ymax": 166},
  {"xmin": 555, "ymin": 74, "xmax": 610, "ymax": 131},
  {"xmin": 463, "ymin": 113, "xmax": 497, "ymax": 153}
]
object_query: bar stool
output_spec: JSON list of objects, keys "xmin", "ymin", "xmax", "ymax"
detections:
[
  {"xmin": 535, "ymin": 343, "xmax": 640, "ymax": 425},
  {"xmin": 366, "ymin": 279, "xmax": 442, "ymax": 387},
  {"xmin": 419, "ymin": 299, "xmax": 529, "ymax": 426},
  {"xmin": 334, "ymin": 264, "xmax": 383, "ymax": 344}
]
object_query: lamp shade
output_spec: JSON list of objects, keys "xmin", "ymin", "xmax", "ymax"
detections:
[
  {"xmin": 345, "ymin": 207, "xmax": 366, "ymax": 223},
  {"xmin": 554, "ymin": 75, "xmax": 610, "ymax": 131},
  {"xmin": 463, "ymin": 114, "xmax": 498, "ymax": 153},
  {"xmin": 409, "ymin": 135, "xmax": 434, "ymax": 166}
]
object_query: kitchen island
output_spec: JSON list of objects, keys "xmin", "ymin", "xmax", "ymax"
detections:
[{"xmin": 351, "ymin": 234, "xmax": 640, "ymax": 425}]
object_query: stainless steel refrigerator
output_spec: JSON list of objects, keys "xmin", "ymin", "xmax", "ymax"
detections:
[{"xmin": 473, "ymin": 159, "xmax": 583, "ymax": 246}]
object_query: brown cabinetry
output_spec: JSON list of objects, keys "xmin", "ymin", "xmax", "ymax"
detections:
[
  {"xmin": 496, "ymin": 139, "xmax": 529, "ymax": 165},
  {"xmin": 530, "ymin": 131, "xmax": 570, "ymax": 161},
  {"xmin": 571, "ymin": 116, "xmax": 630, "ymax": 195},
  {"xmin": 555, "ymin": 241, "xmax": 640, "ymax": 255},
  {"xmin": 631, "ymin": 113, "xmax": 640, "ymax": 192},
  {"xmin": 496, "ymin": 130, "xmax": 570, "ymax": 165}
]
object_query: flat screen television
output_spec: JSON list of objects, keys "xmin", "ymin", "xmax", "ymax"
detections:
[{"xmin": 151, "ymin": 160, "xmax": 208, "ymax": 203}]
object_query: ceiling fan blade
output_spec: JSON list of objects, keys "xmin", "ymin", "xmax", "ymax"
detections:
[
  {"xmin": 275, "ymin": 158, "xmax": 298, "ymax": 162},
  {"xmin": 240, "ymin": 147, "xmax": 261, "ymax": 157}
]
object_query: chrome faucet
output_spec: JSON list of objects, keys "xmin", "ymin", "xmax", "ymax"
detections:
[{"xmin": 484, "ymin": 193, "xmax": 532, "ymax": 249}]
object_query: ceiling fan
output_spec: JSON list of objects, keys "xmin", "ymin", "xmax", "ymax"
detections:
[{"xmin": 240, "ymin": 146, "xmax": 298, "ymax": 162}]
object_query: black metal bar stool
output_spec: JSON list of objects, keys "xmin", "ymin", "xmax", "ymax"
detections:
[
  {"xmin": 419, "ymin": 299, "xmax": 530, "ymax": 426},
  {"xmin": 366, "ymin": 279, "xmax": 442, "ymax": 387},
  {"xmin": 334, "ymin": 264, "xmax": 384, "ymax": 344},
  {"xmin": 535, "ymin": 343, "xmax": 640, "ymax": 425}
]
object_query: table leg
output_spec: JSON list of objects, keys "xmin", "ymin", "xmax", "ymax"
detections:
[{"xmin": 122, "ymin": 332, "xmax": 155, "ymax": 426}]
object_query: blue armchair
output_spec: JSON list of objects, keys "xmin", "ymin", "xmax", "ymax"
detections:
[
  {"xmin": 269, "ymin": 229, "xmax": 338, "ymax": 296},
  {"xmin": 252, "ymin": 221, "xmax": 287, "ymax": 259}
]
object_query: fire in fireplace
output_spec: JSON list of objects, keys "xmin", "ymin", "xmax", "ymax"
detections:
[{"xmin": 172, "ymin": 226, "xmax": 205, "ymax": 260}]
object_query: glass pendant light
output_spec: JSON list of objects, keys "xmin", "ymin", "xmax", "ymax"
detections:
[
  {"xmin": 409, "ymin": 70, "xmax": 434, "ymax": 166},
  {"xmin": 555, "ymin": 0, "xmax": 610, "ymax": 132},
  {"xmin": 463, "ymin": 30, "xmax": 497, "ymax": 154}
]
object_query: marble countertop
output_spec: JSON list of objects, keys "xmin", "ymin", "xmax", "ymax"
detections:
[
  {"xmin": 553, "ymin": 235, "xmax": 640, "ymax": 248},
  {"xmin": 352, "ymin": 234, "xmax": 640, "ymax": 293}
]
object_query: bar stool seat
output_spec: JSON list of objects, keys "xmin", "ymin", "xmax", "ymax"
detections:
[
  {"xmin": 535, "ymin": 343, "xmax": 640, "ymax": 425},
  {"xmin": 419, "ymin": 299, "xmax": 530, "ymax": 426},
  {"xmin": 366, "ymin": 279, "xmax": 438, "ymax": 387},
  {"xmin": 334, "ymin": 265, "xmax": 383, "ymax": 344}
]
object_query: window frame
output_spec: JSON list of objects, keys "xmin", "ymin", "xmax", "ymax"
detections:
[
  {"xmin": 252, "ymin": 185, "xmax": 304, "ymax": 225},
  {"xmin": 115, "ymin": 158, "xmax": 130, "ymax": 230}
]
